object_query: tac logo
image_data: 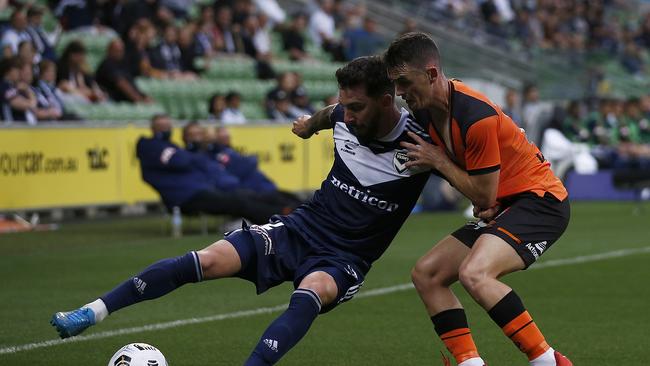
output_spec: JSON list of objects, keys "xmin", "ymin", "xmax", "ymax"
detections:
[
  {"xmin": 278, "ymin": 143, "xmax": 295, "ymax": 162},
  {"xmin": 393, "ymin": 151, "xmax": 409, "ymax": 173},
  {"xmin": 87, "ymin": 147, "xmax": 109, "ymax": 170}
]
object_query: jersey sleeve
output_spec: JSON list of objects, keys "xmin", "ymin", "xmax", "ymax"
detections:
[
  {"xmin": 329, "ymin": 103, "xmax": 344, "ymax": 127},
  {"xmin": 464, "ymin": 116, "xmax": 500, "ymax": 175}
]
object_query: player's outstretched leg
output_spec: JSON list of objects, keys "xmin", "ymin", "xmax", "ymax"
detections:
[
  {"xmin": 458, "ymin": 234, "xmax": 572, "ymax": 366},
  {"xmin": 51, "ymin": 240, "xmax": 242, "ymax": 339},
  {"xmin": 411, "ymin": 236, "xmax": 486, "ymax": 366},
  {"xmin": 243, "ymin": 271, "xmax": 338, "ymax": 365}
]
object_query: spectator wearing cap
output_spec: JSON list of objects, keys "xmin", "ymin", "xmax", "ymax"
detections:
[
  {"xmin": 57, "ymin": 40, "xmax": 106, "ymax": 104},
  {"xmin": 2, "ymin": 9, "xmax": 30, "ymax": 57},
  {"xmin": 291, "ymin": 85, "xmax": 315, "ymax": 115},
  {"xmin": 265, "ymin": 71, "xmax": 297, "ymax": 115},
  {"xmin": 221, "ymin": 91, "xmax": 247, "ymax": 125},
  {"xmin": 267, "ymin": 89, "xmax": 302, "ymax": 121},
  {"xmin": 26, "ymin": 5, "xmax": 56, "ymax": 62}
]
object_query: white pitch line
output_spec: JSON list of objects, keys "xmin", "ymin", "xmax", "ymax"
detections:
[{"xmin": 2, "ymin": 246, "xmax": 649, "ymax": 356}]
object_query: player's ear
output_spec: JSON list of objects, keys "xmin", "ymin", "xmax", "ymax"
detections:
[
  {"xmin": 380, "ymin": 93, "xmax": 393, "ymax": 107},
  {"xmin": 426, "ymin": 67, "xmax": 438, "ymax": 83}
]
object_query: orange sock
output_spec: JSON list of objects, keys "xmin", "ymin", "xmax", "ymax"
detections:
[
  {"xmin": 431, "ymin": 309, "xmax": 480, "ymax": 364},
  {"xmin": 488, "ymin": 291, "xmax": 550, "ymax": 361},
  {"xmin": 440, "ymin": 327, "xmax": 480, "ymax": 363},
  {"xmin": 501, "ymin": 311, "xmax": 549, "ymax": 360}
]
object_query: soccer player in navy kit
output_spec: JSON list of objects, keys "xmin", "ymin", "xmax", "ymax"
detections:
[{"xmin": 51, "ymin": 56, "xmax": 433, "ymax": 365}]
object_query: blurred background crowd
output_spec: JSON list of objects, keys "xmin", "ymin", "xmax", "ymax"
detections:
[{"xmin": 1, "ymin": 0, "xmax": 650, "ymax": 216}]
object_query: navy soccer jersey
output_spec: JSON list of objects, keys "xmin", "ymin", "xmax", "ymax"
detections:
[{"xmin": 280, "ymin": 104, "xmax": 432, "ymax": 271}]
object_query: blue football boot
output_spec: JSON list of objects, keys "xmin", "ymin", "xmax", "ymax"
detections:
[{"xmin": 50, "ymin": 307, "xmax": 95, "ymax": 338}]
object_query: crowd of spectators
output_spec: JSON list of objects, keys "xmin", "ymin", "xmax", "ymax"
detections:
[
  {"xmin": 423, "ymin": 0, "xmax": 650, "ymax": 76},
  {"xmin": 501, "ymin": 83, "xmax": 650, "ymax": 178},
  {"xmin": 0, "ymin": 0, "xmax": 390, "ymax": 124}
]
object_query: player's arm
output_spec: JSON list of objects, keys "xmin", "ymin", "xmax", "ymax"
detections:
[
  {"xmin": 401, "ymin": 117, "xmax": 500, "ymax": 209},
  {"xmin": 433, "ymin": 160, "xmax": 498, "ymax": 209},
  {"xmin": 292, "ymin": 104, "xmax": 337, "ymax": 139}
]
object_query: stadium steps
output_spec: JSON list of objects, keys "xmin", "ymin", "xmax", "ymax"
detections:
[
  {"xmin": 136, "ymin": 77, "xmax": 338, "ymax": 120},
  {"xmin": 66, "ymin": 101, "xmax": 166, "ymax": 122}
]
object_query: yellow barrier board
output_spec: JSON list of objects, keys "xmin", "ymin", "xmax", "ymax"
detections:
[{"xmin": 0, "ymin": 125, "xmax": 335, "ymax": 210}]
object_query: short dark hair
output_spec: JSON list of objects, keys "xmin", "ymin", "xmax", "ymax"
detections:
[
  {"xmin": 383, "ymin": 32, "xmax": 441, "ymax": 70},
  {"xmin": 335, "ymin": 56, "xmax": 394, "ymax": 98},
  {"xmin": 182, "ymin": 121, "xmax": 201, "ymax": 137},
  {"xmin": 225, "ymin": 91, "xmax": 241, "ymax": 103},
  {"xmin": 0, "ymin": 57, "xmax": 22, "ymax": 77}
]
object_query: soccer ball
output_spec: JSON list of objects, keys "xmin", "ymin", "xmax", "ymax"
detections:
[{"xmin": 108, "ymin": 343, "xmax": 168, "ymax": 366}]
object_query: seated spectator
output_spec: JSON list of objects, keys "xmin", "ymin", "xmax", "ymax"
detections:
[
  {"xmin": 281, "ymin": 13, "xmax": 309, "ymax": 61},
  {"xmin": 207, "ymin": 92, "xmax": 226, "ymax": 121},
  {"xmin": 17, "ymin": 40, "xmax": 38, "ymax": 72},
  {"xmin": 124, "ymin": 19, "xmax": 164, "ymax": 79},
  {"xmin": 240, "ymin": 13, "xmax": 276, "ymax": 79},
  {"xmin": 136, "ymin": 114, "xmax": 291, "ymax": 223},
  {"xmin": 96, "ymin": 38, "xmax": 152, "ymax": 103},
  {"xmin": 34, "ymin": 60, "xmax": 78, "ymax": 121},
  {"xmin": 221, "ymin": 91, "xmax": 247, "ymax": 124},
  {"xmin": 57, "ymin": 41, "xmax": 106, "ymax": 104},
  {"xmin": 0, "ymin": 57, "xmax": 37, "ymax": 124},
  {"xmin": 18, "ymin": 59, "xmax": 59, "ymax": 122},
  {"xmin": 309, "ymin": 0, "xmax": 344, "ymax": 61},
  {"xmin": 178, "ymin": 22, "xmax": 203, "ymax": 73},
  {"xmin": 149, "ymin": 24, "xmax": 197, "ymax": 80},
  {"xmin": 267, "ymin": 89, "xmax": 302, "ymax": 121},
  {"xmin": 1, "ymin": 9, "xmax": 30, "ymax": 57},
  {"xmin": 342, "ymin": 17, "xmax": 384, "ymax": 60},
  {"xmin": 25, "ymin": 5, "xmax": 56, "ymax": 61},
  {"xmin": 265, "ymin": 71, "xmax": 300, "ymax": 117},
  {"xmin": 291, "ymin": 85, "xmax": 315, "ymax": 115}
]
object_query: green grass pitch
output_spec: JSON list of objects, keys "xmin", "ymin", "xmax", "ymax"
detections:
[{"xmin": 0, "ymin": 201, "xmax": 648, "ymax": 365}]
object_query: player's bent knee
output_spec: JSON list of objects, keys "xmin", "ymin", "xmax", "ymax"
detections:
[
  {"xmin": 298, "ymin": 271, "xmax": 338, "ymax": 306},
  {"xmin": 458, "ymin": 260, "xmax": 488, "ymax": 294},
  {"xmin": 411, "ymin": 255, "xmax": 455, "ymax": 291},
  {"xmin": 196, "ymin": 239, "xmax": 242, "ymax": 280}
]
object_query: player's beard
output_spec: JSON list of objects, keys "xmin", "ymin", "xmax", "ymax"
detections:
[{"xmin": 353, "ymin": 115, "xmax": 380, "ymax": 145}]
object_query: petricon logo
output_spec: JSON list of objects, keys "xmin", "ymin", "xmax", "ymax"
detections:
[
  {"xmin": 147, "ymin": 361, "xmax": 159, "ymax": 366},
  {"xmin": 393, "ymin": 150, "xmax": 409, "ymax": 173},
  {"xmin": 263, "ymin": 339, "xmax": 279, "ymax": 352}
]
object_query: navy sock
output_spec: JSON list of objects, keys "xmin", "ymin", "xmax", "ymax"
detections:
[
  {"xmin": 244, "ymin": 289, "xmax": 322, "ymax": 366},
  {"xmin": 100, "ymin": 252, "xmax": 203, "ymax": 314}
]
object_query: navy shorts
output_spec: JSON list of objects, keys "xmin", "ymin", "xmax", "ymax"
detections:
[
  {"xmin": 224, "ymin": 218, "xmax": 365, "ymax": 313},
  {"xmin": 452, "ymin": 192, "xmax": 570, "ymax": 268}
]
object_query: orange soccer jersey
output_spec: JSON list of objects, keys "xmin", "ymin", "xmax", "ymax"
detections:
[{"xmin": 415, "ymin": 79, "xmax": 567, "ymax": 201}]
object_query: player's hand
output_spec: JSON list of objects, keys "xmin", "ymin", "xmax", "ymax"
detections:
[
  {"xmin": 473, "ymin": 204, "xmax": 500, "ymax": 221},
  {"xmin": 292, "ymin": 115, "xmax": 317, "ymax": 139},
  {"xmin": 400, "ymin": 131, "xmax": 448, "ymax": 170}
]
